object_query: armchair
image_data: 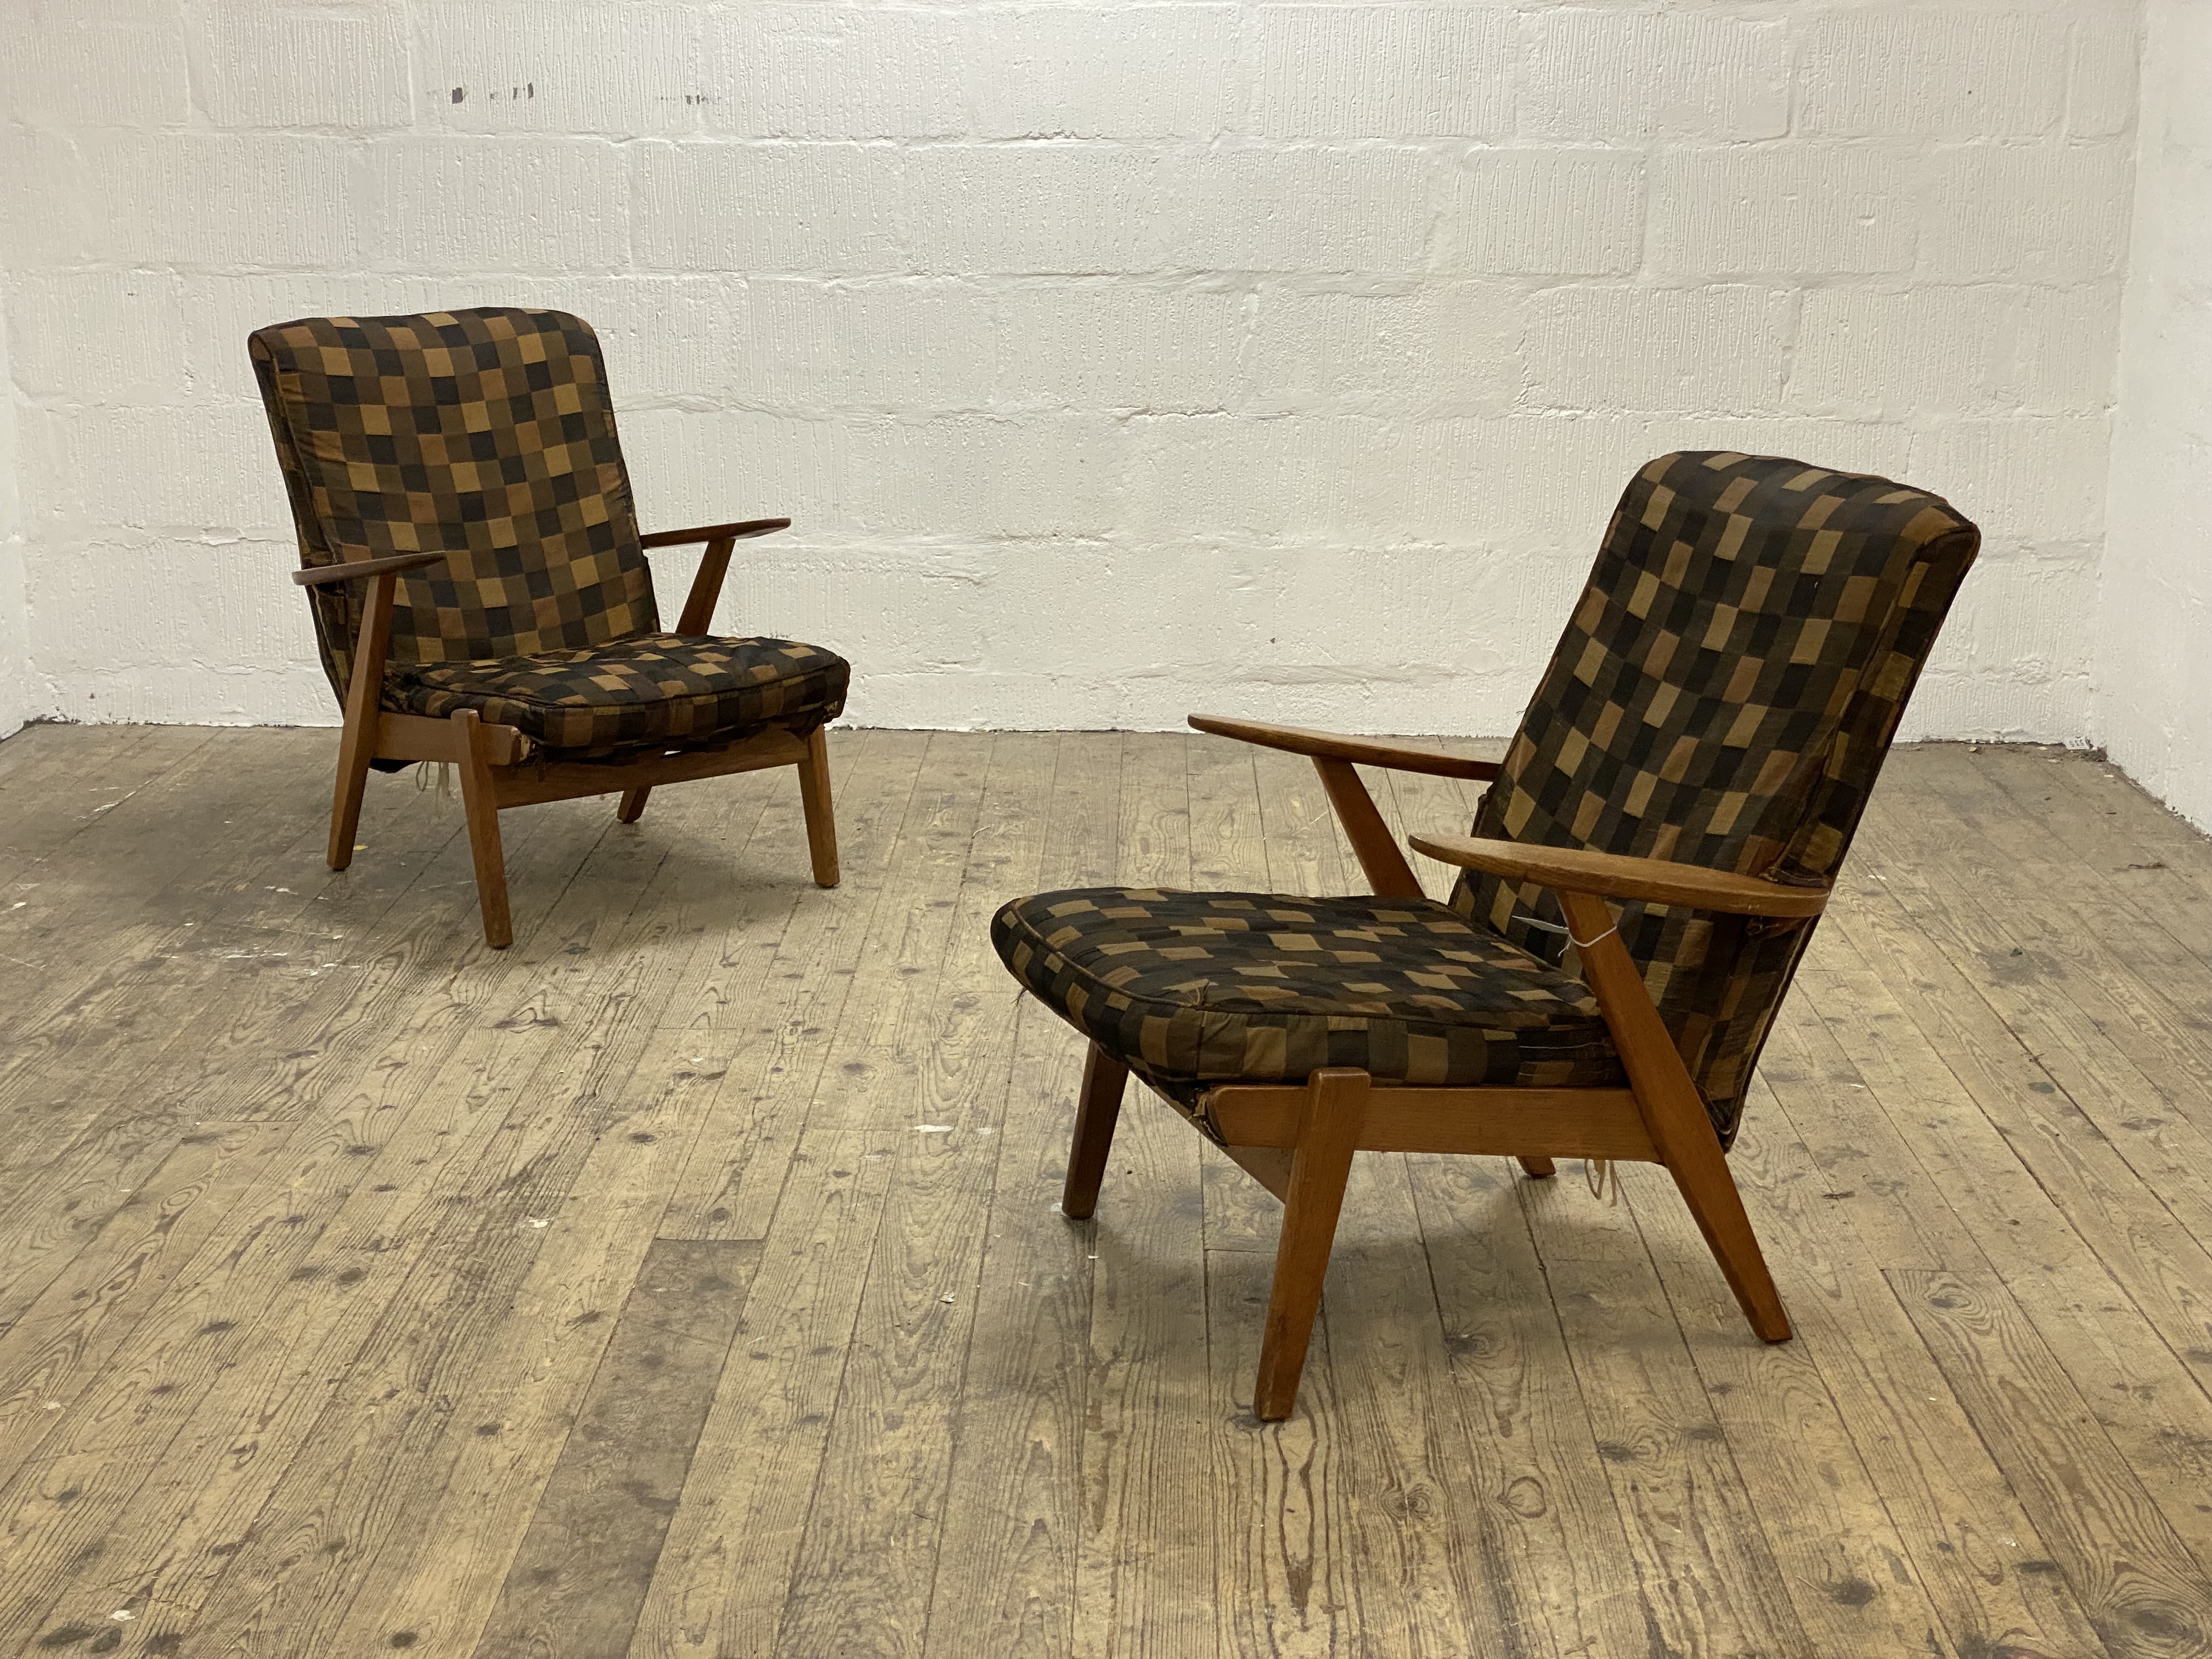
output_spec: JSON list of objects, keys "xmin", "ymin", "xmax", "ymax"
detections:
[
  {"xmin": 992, "ymin": 452, "xmax": 1980, "ymax": 1417},
  {"xmin": 251, "ymin": 308, "xmax": 847, "ymax": 947}
]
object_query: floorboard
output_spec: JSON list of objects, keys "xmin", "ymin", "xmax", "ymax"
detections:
[{"xmin": 2, "ymin": 725, "xmax": 2209, "ymax": 1657}]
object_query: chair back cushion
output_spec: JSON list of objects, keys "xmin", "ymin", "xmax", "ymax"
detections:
[
  {"xmin": 1452, "ymin": 452, "xmax": 1979, "ymax": 1139},
  {"xmin": 249, "ymin": 308, "xmax": 658, "ymax": 699}
]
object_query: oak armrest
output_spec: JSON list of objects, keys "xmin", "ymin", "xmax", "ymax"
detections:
[
  {"xmin": 292, "ymin": 550, "xmax": 450, "ymax": 587},
  {"xmin": 1188, "ymin": 715, "xmax": 1501, "ymax": 781},
  {"xmin": 639, "ymin": 517, "xmax": 791, "ymax": 550},
  {"xmin": 1407, "ymin": 834, "xmax": 1829, "ymax": 919}
]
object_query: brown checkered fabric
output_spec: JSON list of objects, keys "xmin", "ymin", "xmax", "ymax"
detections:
[
  {"xmin": 992, "ymin": 452, "xmax": 1977, "ymax": 1144},
  {"xmin": 1450, "ymin": 452, "xmax": 1978, "ymax": 1139},
  {"xmin": 251, "ymin": 308, "xmax": 657, "ymax": 696},
  {"xmin": 394, "ymin": 635, "xmax": 848, "ymax": 759},
  {"xmin": 992, "ymin": 889, "xmax": 1622, "ymax": 1130}
]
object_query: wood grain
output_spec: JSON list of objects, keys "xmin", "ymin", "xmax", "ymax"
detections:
[
  {"xmin": 471, "ymin": 1239, "xmax": 761, "ymax": 1659},
  {"xmin": 0, "ymin": 730, "xmax": 2208, "ymax": 1657}
]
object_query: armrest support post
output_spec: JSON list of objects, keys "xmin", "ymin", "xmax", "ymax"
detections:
[
  {"xmin": 675, "ymin": 534, "xmax": 738, "ymax": 636},
  {"xmin": 1314, "ymin": 759, "xmax": 1425, "ymax": 899},
  {"xmin": 637, "ymin": 517, "xmax": 792, "ymax": 637}
]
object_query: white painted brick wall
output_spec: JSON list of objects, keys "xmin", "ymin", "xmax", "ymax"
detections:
[
  {"xmin": 0, "ymin": 0, "xmax": 2154, "ymax": 749},
  {"xmin": 2097, "ymin": 0, "xmax": 2211, "ymax": 828}
]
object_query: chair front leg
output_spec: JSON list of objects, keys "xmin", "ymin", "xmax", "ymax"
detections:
[
  {"xmin": 1254, "ymin": 1067, "xmax": 1370, "ymax": 1420},
  {"xmin": 328, "ymin": 569, "xmax": 399, "ymax": 871},
  {"xmin": 1060, "ymin": 1043, "xmax": 1128, "ymax": 1220},
  {"xmin": 616, "ymin": 786, "xmax": 652, "ymax": 824},
  {"xmin": 453, "ymin": 709, "xmax": 515, "ymax": 949},
  {"xmin": 1556, "ymin": 890, "xmax": 1788, "ymax": 1341},
  {"xmin": 798, "ymin": 727, "xmax": 840, "ymax": 888}
]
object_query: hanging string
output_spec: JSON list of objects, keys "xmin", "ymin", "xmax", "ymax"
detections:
[
  {"xmin": 1585, "ymin": 1157, "xmax": 1620, "ymax": 1206},
  {"xmin": 415, "ymin": 761, "xmax": 456, "ymax": 812}
]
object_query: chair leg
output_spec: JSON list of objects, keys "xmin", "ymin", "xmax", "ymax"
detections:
[
  {"xmin": 1555, "ymin": 889, "xmax": 1788, "ymax": 1342},
  {"xmin": 798, "ymin": 726, "xmax": 840, "ymax": 888},
  {"xmin": 1517, "ymin": 1156, "xmax": 1558, "ymax": 1178},
  {"xmin": 616, "ymin": 786, "xmax": 651, "ymax": 823},
  {"xmin": 1662, "ymin": 1127, "xmax": 1791, "ymax": 1342},
  {"xmin": 1253, "ymin": 1068, "xmax": 1370, "ymax": 1421},
  {"xmin": 326, "ymin": 714, "xmax": 377, "ymax": 872},
  {"xmin": 452, "ymin": 710, "xmax": 514, "ymax": 950},
  {"xmin": 1060, "ymin": 1043, "xmax": 1128, "ymax": 1220}
]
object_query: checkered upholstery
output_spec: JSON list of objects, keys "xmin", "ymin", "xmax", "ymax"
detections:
[
  {"xmin": 992, "ymin": 889, "xmax": 1622, "ymax": 1129},
  {"xmin": 992, "ymin": 452, "xmax": 1977, "ymax": 1144},
  {"xmin": 251, "ymin": 306, "xmax": 848, "ymax": 762},
  {"xmin": 1450, "ymin": 452, "xmax": 1978, "ymax": 1139},
  {"xmin": 393, "ymin": 635, "xmax": 849, "ymax": 759},
  {"xmin": 251, "ymin": 308, "xmax": 657, "ymax": 697}
]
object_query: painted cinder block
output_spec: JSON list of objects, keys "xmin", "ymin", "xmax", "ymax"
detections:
[
  {"xmin": 368, "ymin": 137, "xmax": 629, "ymax": 274},
  {"xmin": 744, "ymin": 278, "xmax": 998, "ymax": 413},
  {"xmin": 1796, "ymin": 10, "xmax": 2067, "ymax": 139},
  {"xmin": 635, "ymin": 142, "xmax": 903, "ymax": 274},
  {"xmin": 1521, "ymin": 10, "xmax": 1786, "ymax": 142},
  {"xmin": 421, "ymin": 2, "xmax": 697, "ymax": 138},
  {"xmin": 1791, "ymin": 285, "xmax": 2119, "ymax": 418},
  {"xmin": 194, "ymin": 4, "xmax": 411, "ymax": 130},
  {"xmin": 19, "ymin": 403, "xmax": 286, "ymax": 536},
  {"xmin": 976, "ymin": 5, "xmax": 1239, "ymax": 140},
  {"xmin": 2068, "ymin": 9, "xmax": 2143, "ymax": 139},
  {"xmin": 702, "ymin": 6, "xmax": 963, "ymax": 140},
  {"xmin": 1156, "ymin": 146, "xmax": 1433, "ymax": 273},
  {"xmin": 617, "ymin": 407, "xmax": 843, "ymax": 538},
  {"xmin": 1435, "ymin": 149, "xmax": 1642, "ymax": 276},
  {"xmin": 0, "ymin": 133, "xmax": 92, "ymax": 270},
  {"xmin": 26, "ymin": 539, "xmax": 332, "ymax": 725},
  {"xmin": 1250, "ymin": 6, "xmax": 1514, "ymax": 139},
  {"xmin": 1243, "ymin": 283, "xmax": 1525, "ymax": 417},
  {"xmin": 76, "ymin": 133, "xmax": 362, "ymax": 269},
  {"xmin": 1920, "ymin": 142, "xmax": 2132, "ymax": 281},
  {"xmin": 1523, "ymin": 285, "xmax": 1795, "ymax": 415},
  {"xmin": 1650, "ymin": 145, "xmax": 1919, "ymax": 277},
  {"xmin": 843, "ymin": 414, "xmax": 1128, "ymax": 537},
  {"xmin": 1914, "ymin": 417, "xmax": 2112, "ymax": 546},
  {"xmin": 1, "ymin": 1, "xmax": 191, "ymax": 129},
  {"xmin": 992, "ymin": 283, "xmax": 1245, "ymax": 413},
  {"xmin": 5, "ymin": 272, "xmax": 190, "ymax": 404}
]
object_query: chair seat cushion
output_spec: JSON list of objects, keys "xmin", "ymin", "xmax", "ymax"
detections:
[
  {"xmin": 388, "ymin": 634, "xmax": 849, "ymax": 759},
  {"xmin": 992, "ymin": 887, "xmax": 1625, "ymax": 1111}
]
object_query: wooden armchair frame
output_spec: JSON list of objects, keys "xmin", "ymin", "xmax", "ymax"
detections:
[
  {"xmin": 1063, "ymin": 714, "xmax": 1813, "ymax": 1420},
  {"xmin": 301, "ymin": 517, "xmax": 838, "ymax": 949}
]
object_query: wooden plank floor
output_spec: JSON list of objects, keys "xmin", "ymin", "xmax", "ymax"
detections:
[{"xmin": 3, "ymin": 724, "xmax": 2211, "ymax": 1659}]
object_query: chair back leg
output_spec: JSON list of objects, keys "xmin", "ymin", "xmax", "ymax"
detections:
[
  {"xmin": 1060, "ymin": 1043, "xmax": 1128, "ymax": 1219},
  {"xmin": 1557, "ymin": 891, "xmax": 1788, "ymax": 1341},
  {"xmin": 1254, "ymin": 1068, "xmax": 1370, "ymax": 1420},
  {"xmin": 616, "ymin": 786, "xmax": 652, "ymax": 823},
  {"xmin": 453, "ymin": 709, "xmax": 515, "ymax": 949},
  {"xmin": 798, "ymin": 727, "xmax": 840, "ymax": 888}
]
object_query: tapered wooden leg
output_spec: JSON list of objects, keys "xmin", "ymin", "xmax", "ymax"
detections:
[
  {"xmin": 798, "ymin": 726, "xmax": 840, "ymax": 888},
  {"xmin": 1517, "ymin": 1156, "xmax": 1558, "ymax": 1178},
  {"xmin": 1661, "ymin": 1128, "xmax": 1791, "ymax": 1342},
  {"xmin": 453, "ymin": 709, "xmax": 514, "ymax": 950},
  {"xmin": 327, "ymin": 718, "xmax": 377, "ymax": 871},
  {"xmin": 1254, "ymin": 1068, "xmax": 1370, "ymax": 1420},
  {"xmin": 327, "ymin": 569, "xmax": 398, "ymax": 871},
  {"xmin": 1059, "ymin": 1043, "xmax": 1128, "ymax": 1220},
  {"xmin": 1558, "ymin": 890, "xmax": 1788, "ymax": 1342},
  {"xmin": 616, "ymin": 786, "xmax": 651, "ymax": 823}
]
